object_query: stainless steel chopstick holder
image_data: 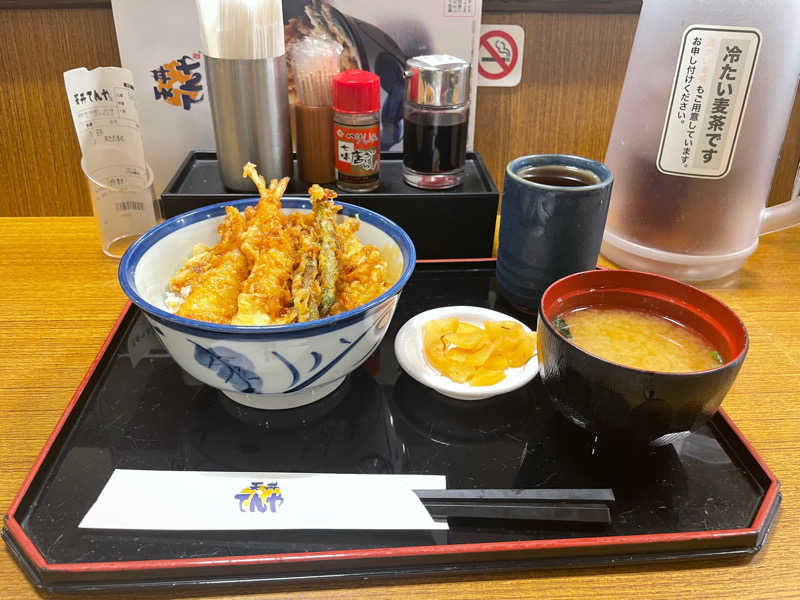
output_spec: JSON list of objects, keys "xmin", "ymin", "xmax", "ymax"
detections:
[{"xmin": 204, "ymin": 55, "xmax": 292, "ymax": 191}]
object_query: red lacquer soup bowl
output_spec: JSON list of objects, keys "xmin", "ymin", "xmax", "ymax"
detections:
[{"xmin": 536, "ymin": 270, "xmax": 748, "ymax": 444}]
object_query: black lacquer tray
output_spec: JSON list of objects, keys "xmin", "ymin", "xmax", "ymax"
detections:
[
  {"xmin": 2, "ymin": 262, "xmax": 780, "ymax": 594},
  {"xmin": 159, "ymin": 150, "xmax": 499, "ymax": 260}
]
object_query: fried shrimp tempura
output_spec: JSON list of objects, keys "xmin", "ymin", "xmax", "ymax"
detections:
[
  {"xmin": 166, "ymin": 163, "xmax": 393, "ymax": 325},
  {"xmin": 175, "ymin": 248, "xmax": 249, "ymax": 323},
  {"xmin": 169, "ymin": 205, "xmax": 246, "ymax": 292},
  {"xmin": 231, "ymin": 165, "xmax": 295, "ymax": 325},
  {"xmin": 170, "ymin": 206, "xmax": 249, "ymax": 323}
]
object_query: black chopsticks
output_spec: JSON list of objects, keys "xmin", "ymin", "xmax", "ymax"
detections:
[{"xmin": 414, "ymin": 488, "xmax": 615, "ymax": 524}]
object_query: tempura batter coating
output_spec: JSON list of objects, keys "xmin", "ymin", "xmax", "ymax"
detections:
[
  {"xmin": 170, "ymin": 205, "xmax": 249, "ymax": 322},
  {"xmin": 309, "ymin": 184, "xmax": 340, "ymax": 316},
  {"xmin": 332, "ymin": 217, "xmax": 389, "ymax": 314},
  {"xmin": 167, "ymin": 163, "xmax": 393, "ymax": 325},
  {"xmin": 175, "ymin": 248, "xmax": 249, "ymax": 323},
  {"xmin": 232, "ymin": 167, "xmax": 295, "ymax": 325},
  {"xmin": 288, "ymin": 211, "xmax": 321, "ymax": 322},
  {"xmin": 169, "ymin": 205, "xmax": 246, "ymax": 293}
]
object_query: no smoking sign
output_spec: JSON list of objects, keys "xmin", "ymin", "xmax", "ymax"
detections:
[{"xmin": 478, "ymin": 24, "xmax": 524, "ymax": 87}]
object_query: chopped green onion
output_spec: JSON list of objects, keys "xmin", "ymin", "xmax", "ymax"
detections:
[
  {"xmin": 553, "ymin": 316, "xmax": 572, "ymax": 339},
  {"xmin": 711, "ymin": 350, "xmax": 723, "ymax": 364}
]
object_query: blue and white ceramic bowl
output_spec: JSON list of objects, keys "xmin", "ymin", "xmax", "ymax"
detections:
[{"xmin": 119, "ymin": 198, "xmax": 416, "ymax": 410}]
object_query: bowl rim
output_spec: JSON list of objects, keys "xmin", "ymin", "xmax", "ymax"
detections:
[
  {"xmin": 118, "ymin": 196, "xmax": 416, "ymax": 335},
  {"xmin": 538, "ymin": 269, "xmax": 749, "ymax": 376}
]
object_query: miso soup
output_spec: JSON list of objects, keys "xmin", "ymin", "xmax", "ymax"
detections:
[{"xmin": 554, "ymin": 306, "xmax": 722, "ymax": 372}]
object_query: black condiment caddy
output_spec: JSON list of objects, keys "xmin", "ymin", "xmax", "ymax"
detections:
[{"xmin": 160, "ymin": 150, "xmax": 499, "ymax": 260}]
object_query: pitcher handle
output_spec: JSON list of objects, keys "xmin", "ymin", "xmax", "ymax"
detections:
[{"xmin": 760, "ymin": 164, "xmax": 800, "ymax": 235}]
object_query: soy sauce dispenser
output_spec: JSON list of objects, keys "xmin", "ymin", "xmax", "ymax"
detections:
[{"xmin": 402, "ymin": 55, "xmax": 470, "ymax": 190}]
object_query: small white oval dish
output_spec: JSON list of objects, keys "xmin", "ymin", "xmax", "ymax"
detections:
[{"xmin": 394, "ymin": 305, "xmax": 539, "ymax": 401}]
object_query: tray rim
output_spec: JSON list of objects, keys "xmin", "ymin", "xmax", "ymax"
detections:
[{"xmin": 3, "ymin": 268, "xmax": 781, "ymax": 582}]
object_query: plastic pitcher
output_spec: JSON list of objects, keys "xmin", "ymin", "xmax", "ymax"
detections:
[{"xmin": 602, "ymin": 0, "xmax": 800, "ymax": 281}]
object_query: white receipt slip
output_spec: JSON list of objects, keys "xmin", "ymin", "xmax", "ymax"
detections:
[
  {"xmin": 63, "ymin": 66, "xmax": 147, "ymax": 170},
  {"xmin": 79, "ymin": 470, "xmax": 448, "ymax": 531}
]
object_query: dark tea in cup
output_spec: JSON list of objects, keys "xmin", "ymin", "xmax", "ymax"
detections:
[{"xmin": 517, "ymin": 165, "xmax": 601, "ymax": 188}]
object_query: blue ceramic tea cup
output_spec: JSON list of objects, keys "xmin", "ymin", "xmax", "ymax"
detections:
[{"xmin": 495, "ymin": 154, "xmax": 613, "ymax": 312}]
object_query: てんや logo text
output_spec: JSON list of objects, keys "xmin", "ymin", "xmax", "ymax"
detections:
[
  {"xmin": 234, "ymin": 481, "xmax": 284, "ymax": 513},
  {"xmin": 151, "ymin": 53, "xmax": 204, "ymax": 111}
]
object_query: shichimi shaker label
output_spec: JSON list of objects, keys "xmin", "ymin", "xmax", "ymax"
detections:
[{"xmin": 335, "ymin": 123, "xmax": 380, "ymax": 184}]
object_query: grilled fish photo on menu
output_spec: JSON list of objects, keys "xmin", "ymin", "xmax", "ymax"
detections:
[{"xmin": 283, "ymin": 0, "xmax": 408, "ymax": 148}]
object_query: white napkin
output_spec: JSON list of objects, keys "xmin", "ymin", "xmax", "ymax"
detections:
[{"xmin": 80, "ymin": 470, "xmax": 449, "ymax": 531}]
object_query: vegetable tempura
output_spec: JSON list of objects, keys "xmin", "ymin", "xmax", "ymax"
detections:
[{"xmin": 167, "ymin": 163, "xmax": 392, "ymax": 325}]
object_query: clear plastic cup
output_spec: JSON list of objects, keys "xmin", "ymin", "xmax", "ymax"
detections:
[{"xmin": 81, "ymin": 160, "xmax": 161, "ymax": 258}]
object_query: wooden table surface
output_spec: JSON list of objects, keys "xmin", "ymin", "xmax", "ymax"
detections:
[{"xmin": 1, "ymin": 217, "xmax": 798, "ymax": 599}]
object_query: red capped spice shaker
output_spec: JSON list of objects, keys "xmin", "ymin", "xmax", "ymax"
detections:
[{"xmin": 332, "ymin": 70, "xmax": 380, "ymax": 192}]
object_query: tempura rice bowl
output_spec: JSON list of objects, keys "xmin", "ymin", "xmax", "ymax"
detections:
[{"xmin": 119, "ymin": 198, "xmax": 415, "ymax": 410}]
